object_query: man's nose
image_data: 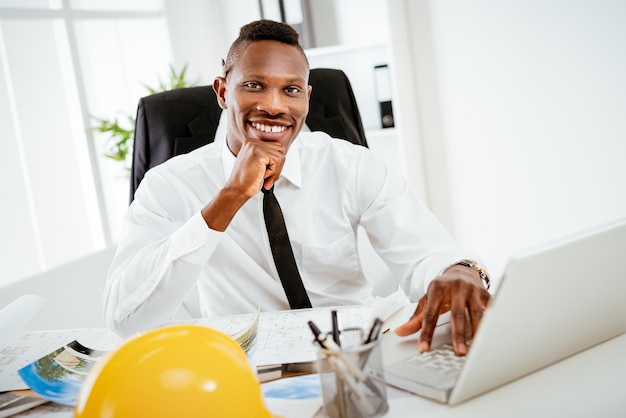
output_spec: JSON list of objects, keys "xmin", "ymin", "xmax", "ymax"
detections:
[{"xmin": 256, "ymin": 89, "xmax": 288, "ymax": 115}]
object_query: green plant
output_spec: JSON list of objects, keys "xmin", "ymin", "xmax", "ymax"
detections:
[
  {"xmin": 92, "ymin": 64, "xmax": 197, "ymax": 164},
  {"xmin": 92, "ymin": 114, "xmax": 135, "ymax": 162}
]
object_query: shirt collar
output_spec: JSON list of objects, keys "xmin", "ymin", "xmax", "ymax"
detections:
[{"xmin": 221, "ymin": 137, "xmax": 302, "ymax": 189}]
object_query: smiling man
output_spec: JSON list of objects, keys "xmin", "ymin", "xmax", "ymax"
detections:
[
  {"xmin": 104, "ymin": 20, "xmax": 490, "ymax": 356},
  {"xmin": 202, "ymin": 30, "xmax": 311, "ymax": 231}
]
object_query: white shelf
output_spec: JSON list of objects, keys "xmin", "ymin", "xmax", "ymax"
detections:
[
  {"xmin": 305, "ymin": 44, "xmax": 392, "ymax": 133},
  {"xmin": 366, "ymin": 127, "xmax": 397, "ymax": 140}
]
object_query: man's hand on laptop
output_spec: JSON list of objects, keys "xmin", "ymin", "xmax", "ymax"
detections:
[{"xmin": 395, "ymin": 264, "xmax": 491, "ymax": 356}]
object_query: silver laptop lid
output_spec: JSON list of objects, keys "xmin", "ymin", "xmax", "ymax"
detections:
[{"xmin": 450, "ymin": 218, "xmax": 626, "ymax": 404}]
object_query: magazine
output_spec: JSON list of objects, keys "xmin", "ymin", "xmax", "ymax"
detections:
[{"xmin": 16, "ymin": 311, "xmax": 260, "ymax": 407}]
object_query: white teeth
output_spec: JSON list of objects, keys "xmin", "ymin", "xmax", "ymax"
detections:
[{"xmin": 252, "ymin": 122, "xmax": 287, "ymax": 133}]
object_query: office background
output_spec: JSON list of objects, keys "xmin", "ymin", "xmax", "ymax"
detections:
[{"xmin": 1, "ymin": 0, "xmax": 625, "ymax": 295}]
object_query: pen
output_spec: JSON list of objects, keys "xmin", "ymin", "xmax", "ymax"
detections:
[
  {"xmin": 308, "ymin": 320, "xmax": 366, "ymax": 379},
  {"xmin": 309, "ymin": 320, "xmax": 348, "ymax": 418},
  {"xmin": 364, "ymin": 317, "xmax": 383, "ymax": 345},
  {"xmin": 331, "ymin": 310, "xmax": 341, "ymax": 347},
  {"xmin": 307, "ymin": 320, "xmax": 325, "ymax": 348},
  {"xmin": 307, "ymin": 320, "xmax": 342, "ymax": 352}
]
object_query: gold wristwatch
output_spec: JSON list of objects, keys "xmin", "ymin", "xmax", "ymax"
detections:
[{"xmin": 455, "ymin": 259, "xmax": 491, "ymax": 290}]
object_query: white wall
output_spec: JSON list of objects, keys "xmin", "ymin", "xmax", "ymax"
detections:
[
  {"xmin": 389, "ymin": 0, "xmax": 626, "ymax": 278},
  {"xmin": 163, "ymin": 0, "xmax": 262, "ymax": 85},
  {"xmin": 163, "ymin": 0, "xmax": 226, "ymax": 85},
  {"xmin": 332, "ymin": 0, "xmax": 390, "ymax": 46}
]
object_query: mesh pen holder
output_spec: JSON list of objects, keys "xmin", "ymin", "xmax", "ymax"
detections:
[{"xmin": 316, "ymin": 331, "xmax": 389, "ymax": 418}]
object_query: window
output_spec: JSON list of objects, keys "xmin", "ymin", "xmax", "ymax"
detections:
[{"xmin": 0, "ymin": 0, "xmax": 172, "ymax": 285}]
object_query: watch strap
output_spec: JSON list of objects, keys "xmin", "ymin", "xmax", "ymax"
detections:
[{"xmin": 455, "ymin": 259, "xmax": 491, "ymax": 290}]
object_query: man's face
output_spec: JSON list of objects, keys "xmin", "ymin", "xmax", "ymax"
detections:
[{"xmin": 216, "ymin": 40, "xmax": 311, "ymax": 155}]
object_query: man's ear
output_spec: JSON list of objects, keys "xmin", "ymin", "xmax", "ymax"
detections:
[
  {"xmin": 213, "ymin": 77, "xmax": 227, "ymax": 109},
  {"xmin": 307, "ymin": 84, "xmax": 312, "ymax": 100}
]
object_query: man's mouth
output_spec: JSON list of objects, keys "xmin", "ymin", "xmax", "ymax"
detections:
[{"xmin": 251, "ymin": 121, "xmax": 288, "ymax": 134}]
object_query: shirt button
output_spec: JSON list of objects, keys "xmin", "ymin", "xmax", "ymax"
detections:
[{"xmin": 193, "ymin": 239, "xmax": 198, "ymax": 246}]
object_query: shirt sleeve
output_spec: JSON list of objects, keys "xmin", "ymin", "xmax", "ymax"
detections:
[
  {"xmin": 351, "ymin": 147, "xmax": 472, "ymax": 301},
  {"xmin": 103, "ymin": 179, "xmax": 222, "ymax": 337}
]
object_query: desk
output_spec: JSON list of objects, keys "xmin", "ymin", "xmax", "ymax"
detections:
[{"xmin": 7, "ymin": 324, "xmax": 626, "ymax": 417}]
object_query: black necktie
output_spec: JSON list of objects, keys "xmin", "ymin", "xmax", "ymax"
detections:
[{"xmin": 262, "ymin": 186, "xmax": 312, "ymax": 309}]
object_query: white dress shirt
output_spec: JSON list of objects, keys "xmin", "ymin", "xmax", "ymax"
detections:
[{"xmin": 104, "ymin": 131, "xmax": 469, "ymax": 336}]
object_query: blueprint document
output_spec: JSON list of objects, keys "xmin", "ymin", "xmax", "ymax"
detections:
[
  {"xmin": 198, "ymin": 305, "xmax": 374, "ymax": 366},
  {"xmin": 189, "ymin": 289, "xmax": 407, "ymax": 367}
]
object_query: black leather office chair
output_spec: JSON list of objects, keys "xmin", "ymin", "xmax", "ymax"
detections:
[{"xmin": 129, "ymin": 68, "xmax": 368, "ymax": 202}]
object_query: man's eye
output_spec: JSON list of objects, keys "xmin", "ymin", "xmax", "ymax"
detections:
[
  {"xmin": 285, "ymin": 86, "xmax": 301, "ymax": 94},
  {"xmin": 244, "ymin": 82, "xmax": 261, "ymax": 89}
]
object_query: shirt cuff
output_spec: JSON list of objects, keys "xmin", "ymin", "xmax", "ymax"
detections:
[{"xmin": 407, "ymin": 251, "xmax": 472, "ymax": 300}]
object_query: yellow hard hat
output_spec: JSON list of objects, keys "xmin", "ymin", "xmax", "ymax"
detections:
[{"xmin": 74, "ymin": 324, "xmax": 272, "ymax": 418}]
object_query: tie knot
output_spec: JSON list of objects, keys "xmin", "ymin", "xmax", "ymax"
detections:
[{"xmin": 261, "ymin": 186, "xmax": 275, "ymax": 195}]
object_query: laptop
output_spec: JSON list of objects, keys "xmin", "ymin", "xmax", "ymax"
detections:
[{"xmin": 384, "ymin": 218, "xmax": 626, "ymax": 405}]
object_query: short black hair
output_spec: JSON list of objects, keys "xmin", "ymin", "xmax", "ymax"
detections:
[{"xmin": 223, "ymin": 19, "xmax": 309, "ymax": 77}]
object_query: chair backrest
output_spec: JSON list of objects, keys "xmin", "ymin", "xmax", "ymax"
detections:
[{"xmin": 129, "ymin": 68, "xmax": 367, "ymax": 202}]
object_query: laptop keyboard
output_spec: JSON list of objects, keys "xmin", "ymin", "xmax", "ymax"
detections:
[
  {"xmin": 403, "ymin": 343, "xmax": 468, "ymax": 377},
  {"xmin": 385, "ymin": 341, "xmax": 473, "ymax": 402}
]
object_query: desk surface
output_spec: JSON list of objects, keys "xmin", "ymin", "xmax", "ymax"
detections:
[{"xmin": 7, "ymin": 311, "xmax": 626, "ymax": 418}]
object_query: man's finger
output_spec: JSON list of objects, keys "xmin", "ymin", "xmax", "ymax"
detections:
[
  {"xmin": 417, "ymin": 295, "xmax": 442, "ymax": 352},
  {"xmin": 263, "ymin": 176, "xmax": 277, "ymax": 191},
  {"xmin": 449, "ymin": 291, "xmax": 468, "ymax": 356},
  {"xmin": 394, "ymin": 315, "xmax": 423, "ymax": 336},
  {"xmin": 394, "ymin": 297, "xmax": 427, "ymax": 336},
  {"xmin": 468, "ymin": 292, "xmax": 486, "ymax": 336}
]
